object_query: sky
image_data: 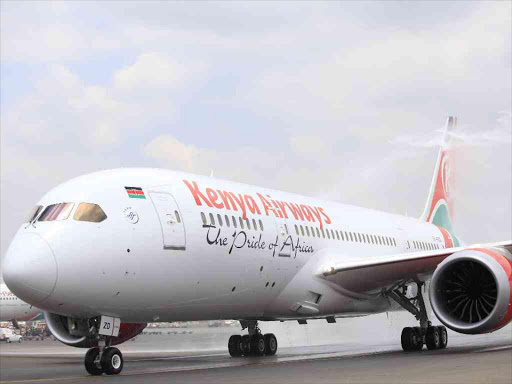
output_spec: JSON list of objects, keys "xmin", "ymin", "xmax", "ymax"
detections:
[{"xmin": 1, "ymin": 1, "xmax": 511, "ymax": 263}]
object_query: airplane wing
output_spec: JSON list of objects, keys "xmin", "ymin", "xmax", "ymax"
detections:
[{"xmin": 317, "ymin": 240, "xmax": 512, "ymax": 294}]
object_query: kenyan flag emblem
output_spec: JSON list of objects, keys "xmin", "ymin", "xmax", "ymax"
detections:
[{"xmin": 125, "ymin": 186, "xmax": 146, "ymax": 199}]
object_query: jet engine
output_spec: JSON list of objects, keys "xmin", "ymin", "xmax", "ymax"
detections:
[
  {"xmin": 430, "ymin": 247, "xmax": 512, "ymax": 334},
  {"xmin": 44, "ymin": 312, "xmax": 147, "ymax": 348}
]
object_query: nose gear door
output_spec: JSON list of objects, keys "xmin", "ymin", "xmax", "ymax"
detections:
[{"xmin": 149, "ymin": 191, "xmax": 186, "ymax": 250}]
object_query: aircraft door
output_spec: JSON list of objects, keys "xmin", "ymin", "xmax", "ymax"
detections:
[{"xmin": 149, "ymin": 191, "xmax": 186, "ymax": 250}]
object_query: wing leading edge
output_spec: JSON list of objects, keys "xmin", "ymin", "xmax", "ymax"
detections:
[{"xmin": 317, "ymin": 240, "xmax": 512, "ymax": 294}]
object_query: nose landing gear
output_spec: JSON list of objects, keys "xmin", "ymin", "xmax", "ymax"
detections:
[
  {"xmin": 84, "ymin": 339, "xmax": 124, "ymax": 375},
  {"xmin": 228, "ymin": 321, "xmax": 278, "ymax": 357}
]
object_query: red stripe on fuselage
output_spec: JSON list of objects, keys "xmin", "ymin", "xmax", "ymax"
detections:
[{"xmin": 437, "ymin": 226, "xmax": 454, "ymax": 248}]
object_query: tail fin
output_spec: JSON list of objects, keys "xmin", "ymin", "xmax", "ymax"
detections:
[{"xmin": 421, "ymin": 117, "xmax": 460, "ymax": 246}]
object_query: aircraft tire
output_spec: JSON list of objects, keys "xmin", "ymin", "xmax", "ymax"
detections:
[
  {"xmin": 438, "ymin": 326, "xmax": 448, "ymax": 349},
  {"xmin": 401, "ymin": 327, "xmax": 422, "ymax": 351},
  {"xmin": 426, "ymin": 326, "xmax": 441, "ymax": 350},
  {"xmin": 250, "ymin": 334, "xmax": 266, "ymax": 356},
  {"xmin": 84, "ymin": 348, "xmax": 103, "ymax": 376},
  {"xmin": 264, "ymin": 333, "xmax": 278, "ymax": 355},
  {"xmin": 101, "ymin": 347, "xmax": 124, "ymax": 375},
  {"xmin": 241, "ymin": 335, "xmax": 252, "ymax": 356},
  {"xmin": 228, "ymin": 335, "xmax": 243, "ymax": 357}
]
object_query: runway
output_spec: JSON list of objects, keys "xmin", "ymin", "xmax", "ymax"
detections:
[{"xmin": 1, "ymin": 328, "xmax": 511, "ymax": 384}]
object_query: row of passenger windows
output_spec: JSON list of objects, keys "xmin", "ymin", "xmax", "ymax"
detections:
[
  {"xmin": 293, "ymin": 224, "xmax": 397, "ymax": 247},
  {"xmin": 411, "ymin": 240, "xmax": 441, "ymax": 251},
  {"xmin": 200, "ymin": 212, "xmax": 264, "ymax": 231},
  {"xmin": 200, "ymin": 211, "xmax": 397, "ymax": 247},
  {"xmin": 25, "ymin": 203, "xmax": 107, "ymax": 224}
]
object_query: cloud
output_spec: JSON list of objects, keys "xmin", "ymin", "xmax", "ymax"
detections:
[
  {"xmin": 1, "ymin": 1, "xmax": 510, "ymax": 261},
  {"xmin": 114, "ymin": 53, "xmax": 195, "ymax": 90}
]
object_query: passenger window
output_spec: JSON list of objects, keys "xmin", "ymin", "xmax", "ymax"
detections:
[
  {"xmin": 225, "ymin": 215, "xmax": 230, "ymax": 227},
  {"xmin": 349, "ymin": 232, "xmax": 353, "ymax": 241},
  {"xmin": 259, "ymin": 220, "xmax": 264, "ymax": 231},
  {"xmin": 175, "ymin": 211, "xmax": 181, "ymax": 223},
  {"xmin": 217, "ymin": 214, "xmax": 223, "ymax": 226},
  {"xmin": 331, "ymin": 229, "xmax": 335, "ymax": 239},
  {"xmin": 284, "ymin": 224, "xmax": 288, "ymax": 234},
  {"xmin": 321, "ymin": 228, "xmax": 325, "ymax": 238},
  {"xmin": 316, "ymin": 228, "xmax": 320, "ymax": 237},
  {"xmin": 245, "ymin": 218, "xmax": 251, "ymax": 230},
  {"xmin": 39, "ymin": 203, "xmax": 75, "ymax": 221},
  {"xmin": 378, "ymin": 236, "xmax": 382, "ymax": 245},
  {"xmin": 356, "ymin": 233, "xmax": 360, "ymax": 242},
  {"xmin": 239, "ymin": 217, "xmax": 244, "ymax": 229},
  {"xmin": 295, "ymin": 225, "xmax": 299, "ymax": 235},
  {"xmin": 201, "ymin": 212, "xmax": 207, "ymax": 225},
  {"xmin": 25, "ymin": 205, "xmax": 44, "ymax": 223},
  {"xmin": 326, "ymin": 229, "xmax": 330, "ymax": 239},
  {"xmin": 252, "ymin": 219, "xmax": 257, "ymax": 231},
  {"xmin": 393, "ymin": 238, "xmax": 397, "ymax": 247},
  {"xmin": 209, "ymin": 213, "xmax": 215, "ymax": 226},
  {"xmin": 300, "ymin": 225, "xmax": 304, "ymax": 236},
  {"xmin": 385, "ymin": 237, "xmax": 389, "ymax": 246},
  {"xmin": 305, "ymin": 226, "xmax": 310, "ymax": 236},
  {"xmin": 232, "ymin": 216, "xmax": 237, "ymax": 228},
  {"xmin": 335, "ymin": 230, "xmax": 340, "ymax": 240},
  {"xmin": 311, "ymin": 227, "xmax": 316, "ymax": 237}
]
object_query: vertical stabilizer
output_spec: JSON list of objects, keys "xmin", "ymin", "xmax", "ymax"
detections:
[{"xmin": 421, "ymin": 117, "xmax": 460, "ymax": 246}]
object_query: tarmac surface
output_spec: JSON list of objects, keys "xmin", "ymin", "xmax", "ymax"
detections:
[{"xmin": 0, "ymin": 325, "xmax": 511, "ymax": 384}]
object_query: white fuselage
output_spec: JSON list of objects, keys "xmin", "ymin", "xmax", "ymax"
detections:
[
  {"xmin": 0, "ymin": 284, "xmax": 40, "ymax": 321},
  {"xmin": 4, "ymin": 168, "xmax": 452, "ymax": 323}
]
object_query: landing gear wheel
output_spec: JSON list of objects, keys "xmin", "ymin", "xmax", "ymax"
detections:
[
  {"xmin": 412, "ymin": 327, "xmax": 424, "ymax": 350},
  {"xmin": 438, "ymin": 326, "xmax": 448, "ymax": 349},
  {"xmin": 250, "ymin": 334, "xmax": 266, "ymax": 356},
  {"xmin": 241, "ymin": 335, "xmax": 252, "ymax": 356},
  {"xmin": 426, "ymin": 326, "xmax": 441, "ymax": 350},
  {"xmin": 264, "ymin": 333, "xmax": 278, "ymax": 356},
  {"xmin": 84, "ymin": 348, "xmax": 103, "ymax": 376},
  {"xmin": 101, "ymin": 347, "xmax": 124, "ymax": 375},
  {"xmin": 401, "ymin": 327, "xmax": 422, "ymax": 351},
  {"xmin": 228, "ymin": 335, "xmax": 243, "ymax": 357}
]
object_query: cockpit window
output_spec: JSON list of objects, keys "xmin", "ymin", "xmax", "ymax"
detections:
[
  {"xmin": 73, "ymin": 203, "xmax": 107, "ymax": 223},
  {"xmin": 38, "ymin": 203, "xmax": 75, "ymax": 221},
  {"xmin": 24, "ymin": 205, "xmax": 44, "ymax": 223}
]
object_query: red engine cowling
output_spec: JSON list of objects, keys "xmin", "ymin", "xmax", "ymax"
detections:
[
  {"xmin": 44, "ymin": 312, "xmax": 147, "ymax": 348},
  {"xmin": 430, "ymin": 247, "xmax": 512, "ymax": 334},
  {"xmin": 111, "ymin": 323, "xmax": 147, "ymax": 345}
]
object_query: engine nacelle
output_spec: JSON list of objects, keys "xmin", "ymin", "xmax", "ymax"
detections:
[
  {"xmin": 430, "ymin": 247, "xmax": 512, "ymax": 334},
  {"xmin": 44, "ymin": 312, "xmax": 147, "ymax": 348}
]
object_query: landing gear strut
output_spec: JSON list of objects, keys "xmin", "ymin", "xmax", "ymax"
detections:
[
  {"xmin": 84, "ymin": 338, "xmax": 124, "ymax": 375},
  {"xmin": 387, "ymin": 280, "xmax": 448, "ymax": 352},
  {"xmin": 228, "ymin": 321, "xmax": 278, "ymax": 357}
]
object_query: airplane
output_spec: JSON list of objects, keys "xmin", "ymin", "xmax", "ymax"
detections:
[
  {"xmin": 3, "ymin": 117, "xmax": 511, "ymax": 376},
  {"xmin": 0, "ymin": 283, "xmax": 41, "ymax": 327}
]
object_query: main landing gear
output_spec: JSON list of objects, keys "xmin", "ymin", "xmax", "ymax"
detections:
[
  {"xmin": 228, "ymin": 321, "xmax": 278, "ymax": 357},
  {"xmin": 387, "ymin": 280, "xmax": 448, "ymax": 352},
  {"xmin": 84, "ymin": 339, "xmax": 124, "ymax": 375}
]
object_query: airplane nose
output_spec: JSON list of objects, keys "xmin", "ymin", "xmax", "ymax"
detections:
[{"xmin": 3, "ymin": 232, "xmax": 57, "ymax": 305}]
